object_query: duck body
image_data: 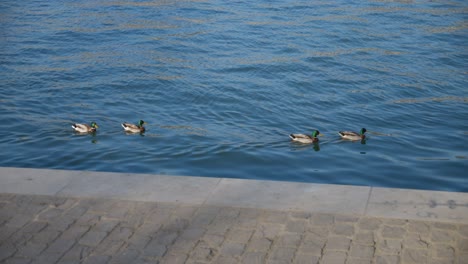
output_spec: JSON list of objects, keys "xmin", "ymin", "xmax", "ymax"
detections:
[
  {"xmin": 289, "ymin": 130, "xmax": 320, "ymax": 144},
  {"xmin": 72, "ymin": 122, "xmax": 98, "ymax": 133},
  {"xmin": 338, "ymin": 128, "xmax": 366, "ymax": 141},
  {"xmin": 121, "ymin": 120, "xmax": 146, "ymax": 133}
]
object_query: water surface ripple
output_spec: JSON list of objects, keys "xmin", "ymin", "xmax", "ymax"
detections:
[{"xmin": 1, "ymin": 0, "xmax": 467, "ymax": 192}]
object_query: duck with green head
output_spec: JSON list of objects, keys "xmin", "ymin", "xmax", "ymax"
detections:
[
  {"xmin": 338, "ymin": 128, "xmax": 367, "ymax": 141},
  {"xmin": 72, "ymin": 122, "xmax": 98, "ymax": 133},
  {"xmin": 121, "ymin": 120, "xmax": 146, "ymax": 133},
  {"xmin": 289, "ymin": 130, "xmax": 321, "ymax": 144}
]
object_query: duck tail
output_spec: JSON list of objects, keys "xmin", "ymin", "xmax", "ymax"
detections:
[
  {"xmin": 121, "ymin": 123, "xmax": 126, "ymax": 129},
  {"xmin": 289, "ymin": 134, "xmax": 295, "ymax": 140},
  {"xmin": 338, "ymin": 131, "xmax": 344, "ymax": 137}
]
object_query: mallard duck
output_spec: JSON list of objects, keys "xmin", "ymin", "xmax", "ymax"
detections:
[
  {"xmin": 72, "ymin": 122, "xmax": 98, "ymax": 133},
  {"xmin": 338, "ymin": 128, "xmax": 367, "ymax": 141},
  {"xmin": 121, "ymin": 120, "xmax": 146, "ymax": 133},
  {"xmin": 289, "ymin": 130, "xmax": 320, "ymax": 144}
]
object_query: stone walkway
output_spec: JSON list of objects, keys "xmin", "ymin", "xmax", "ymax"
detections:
[{"xmin": 1, "ymin": 193, "xmax": 467, "ymax": 264}]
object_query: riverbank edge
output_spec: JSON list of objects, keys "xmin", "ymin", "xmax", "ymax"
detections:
[{"xmin": 1, "ymin": 166, "xmax": 467, "ymax": 223}]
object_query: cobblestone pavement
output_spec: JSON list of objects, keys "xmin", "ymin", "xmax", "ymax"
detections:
[{"xmin": 1, "ymin": 193, "xmax": 467, "ymax": 264}]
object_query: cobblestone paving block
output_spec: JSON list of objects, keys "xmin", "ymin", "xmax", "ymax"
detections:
[
  {"xmin": 93, "ymin": 239, "xmax": 125, "ymax": 256},
  {"xmin": 433, "ymin": 244, "xmax": 455, "ymax": 259},
  {"xmin": 242, "ymin": 252, "xmax": 266, "ymax": 264},
  {"xmin": 433, "ymin": 222, "xmax": 458, "ymax": 231},
  {"xmin": 294, "ymin": 253, "xmax": 319, "ymax": 264},
  {"xmin": 93, "ymin": 219, "xmax": 119, "ymax": 233},
  {"xmin": 246, "ymin": 237, "xmax": 273, "ymax": 253},
  {"xmin": 408, "ymin": 221, "xmax": 431, "ymax": 234},
  {"xmin": 21, "ymin": 221, "xmax": 48, "ymax": 234},
  {"xmin": 268, "ymin": 247, "xmax": 296, "ymax": 262},
  {"xmin": 106, "ymin": 226, "xmax": 133, "ymax": 242},
  {"xmin": 285, "ymin": 219, "xmax": 308, "ymax": 233},
  {"xmin": 348, "ymin": 244, "xmax": 375, "ymax": 259},
  {"xmin": 87, "ymin": 199, "xmax": 116, "ymax": 214},
  {"xmin": 37, "ymin": 207, "xmax": 64, "ymax": 221},
  {"xmin": 5, "ymin": 214, "xmax": 33, "ymax": 229},
  {"xmin": 4, "ymin": 257, "xmax": 32, "ymax": 264},
  {"xmin": 160, "ymin": 252, "xmax": 188, "ymax": 264},
  {"xmin": 190, "ymin": 243, "xmax": 218, "ymax": 262},
  {"xmin": 377, "ymin": 239, "xmax": 402, "ymax": 255},
  {"xmin": 34, "ymin": 196, "xmax": 68, "ymax": 208},
  {"xmin": 82, "ymin": 255, "xmax": 110, "ymax": 264},
  {"xmin": 45, "ymin": 238, "xmax": 76, "ymax": 254},
  {"xmin": 212, "ymin": 255, "xmax": 238, "ymax": 264},
  {"xmin": 354, "ymin": 231, "xmax": 375, "ymax": 245},
  {"xmin": 8, "ymin": 230, "xmax": 34, "ymax": 247},
  {"xmin": 134, "ymin": 221, "xmax": 161, "ymax": 238},
  {"xmin": 383, "ymin": 219, "xmax": 407, "ymax": 226},
  {"xmin": 459, "ymin": 225, "xmax": 468, "ymax": 238},
  {"xmin": 47, "ymin": 216, "xmax": 76, "ymax": 232},
  {"xmin": 152, "ymin": 230, "xmax": 178, "ymax": 246},
  {"xmin": 335, "ymin": 214, "xmax": 359, "ymax": 223},
  {"xmin": 58, "ymin": 244, "xmax": 92, "ymax": 263},
  {"xmin": 0, "ymin": 225, "xmax": 20, "ymax": 242},
  {"xmin": 0, "ymin": 242, "xmax": 17, "ymax": 262},
  {"xmin": 332, "ymin": 223, "xmax": 355, "ymax": 237},
  {"xmin": 163, "ymin": 217, "xmax": 190, "ymax": 232},
  {"xmin": 172, "ymin": 205, "xmax": 198, "ymax": 220},
  {"xmin": 346, "ymin": 258, "xmax": 373, "ymax": 264},
  {"xmin": 290, "ymin": 211, "xmax": 312, "ymax": 220},
  {"xmin": 299, "ymin": 240, "xmax": 325, "ymax": 256},
  {"xmin": 219, "ymin": 242, "xmax": 245, "ymax": 257},
  {"xmin": 264, "ymin": 211, "xmax": 288, "ymax": 223},
  {"xmin": 125, "ymin": 233, "xmax": 151, "ymax": 250},
  {"xmin": 276, "ymin": 232, "xmax": 302, "ymax": 248},
  {"xmin": 119, "ymin": 213, "xmax": 144, "ymax": 229},
  {"xmin": 79, "ymin": 231, "xmax": 108, "ymax": 247},
  {"xmin": 144, "ymin": 206, "xmax": 175, "ymax": 226},
  {"xmin": 108, "ymin": 248, "xmax": 140, "ymax": 264},
  {"xmin": 324, "ymin": 236, "xmax": 350, "ymax": 251},
  {"xmin": 321, "ymin": 251, "xmax": 346, "ymax": 264},
  {"xmin": 252, "ymin": 223, "xmax": 282, "ymax": 240},
  {"xmin": 63, "ymin": 204, "xmax": 88, "ymax": 220},
  {"xmin": 428, "ymin": 258, "xmax": 456, "ymax": 264},
  {"xmin": 33, "ymin": 253, "xmax": 63, "ymax": 264},
  {"xmin": 402, "ymin": 248, "xmax": 428, "ymax": 264},
  {"xmin": 404, "ymin": 233, "xmax": 430, "ymax": 249},
  {"xmin": 200, "ymin": 234, "xmax": 225, "ymax": 248},
  {"xmin": 375, "ymin": 255, "xmax": 400, "ymax": 264},
  {"xmin": 55, "ymin": 198, "xmax": 79, "ymax": 211},
  {"xmin": 15, "ymin": 241, "xmax": 47, "ymax": 258},
  {"xmin": 31, "ymin": 227, "xmax": 61, "ymax": 245},
  {"xmin": 431, "ymin": 229, "xmax": 456, "ymax": 243},
  {"xmin": 76, "ymin": 212, "xmax": 102, "ymax": 226},
  {"xmin": 190, "ymin": 207, "xmax": 219, "ymax": 227},
  {"xmin": 458, "ymin": 238, "xmax": 468, "ymax": 252},
  {"xmin": 170, "ymin": 237, "xmax": 198, "ymax": 253},
  {"xmin": 307, "ymin": 227, "xmax": 329, "ymax": 239},
  {"xmin": 143, "ymin": 240, "xmax": 167, "ymax": 258},
  {"xmin": 104, "ymin": 202, "xmax": 133, "ymax": 219},
  {"xmin": 225, "ymin": 227, "xmax": 253, "ymax": 244},
  {"xmin": 381, "ymin": 225, "xmax": 406, "ymax": 239},
  {"xmin": 310, "ymin": 213, "xmax": 334, "ymax": 226},
  {"xmin": 60, "ymin": 225, "xmax": 91, "ymax": 241},
  {"xmin": 204, "ymin": 221, "xmax": 231, "ymax": 236},
  {"xmin": 358, "ymin": 218, "xmax": 382, "ymax": 230}
]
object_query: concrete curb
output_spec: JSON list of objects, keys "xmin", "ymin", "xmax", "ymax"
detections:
[{"xmin": 1, "ymin": 167, "xmax": 467, "ymax": 223}]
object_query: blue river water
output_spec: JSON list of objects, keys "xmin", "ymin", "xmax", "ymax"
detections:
[{"xmin": 0, "ymin": 0, "xmax": 467, "ymax": 192}]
